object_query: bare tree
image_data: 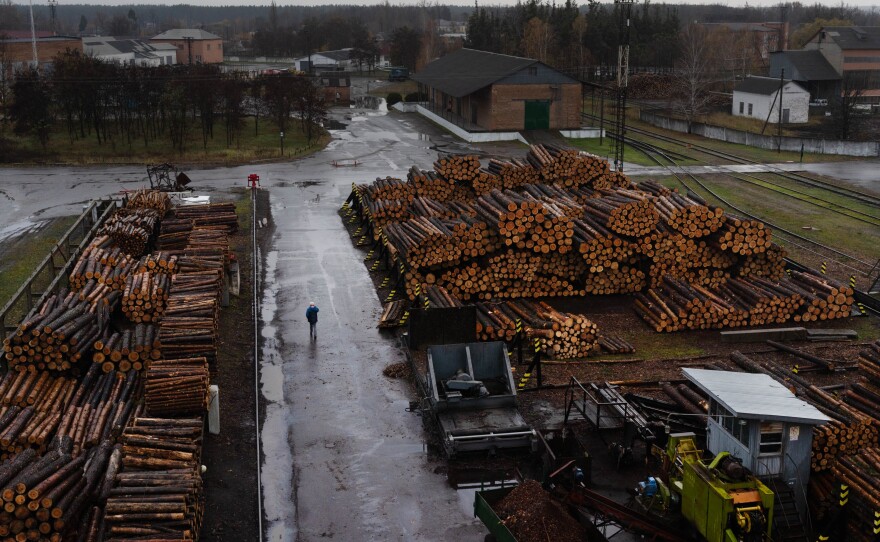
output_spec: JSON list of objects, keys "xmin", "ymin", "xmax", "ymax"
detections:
[
  {"xmin": 833, "ymin": 71, "xmax": 871, "ymax": 140},
  {"xmin": 673, "ymin": 23, "xmax": 714, "ymax": 133},
  {"xmin": 521, "ymin": 17, "xmax": 551, "ymax": 63},
  {"xmin": 0, "ymin": 34, "xmax": 11, "ymax": 132}
]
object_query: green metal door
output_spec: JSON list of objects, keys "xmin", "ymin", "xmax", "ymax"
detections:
[{"xmin": 524, "ymin": 100, "xmax": 550, "ymax": 130}]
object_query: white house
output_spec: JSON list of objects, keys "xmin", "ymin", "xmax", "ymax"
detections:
[
  {"xmin": 732, "ymin": 75, "xmax": 810, "ymax": 124},
  {"xmin": 294, "ymin": 48, "xmax": 354, "ymax": 72},
  {"xmin": 83, "ymin": 37, "xmax": 177, "ymax": 67}
]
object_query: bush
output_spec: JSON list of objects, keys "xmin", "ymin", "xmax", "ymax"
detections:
[
  {"xmin": 404, "ymin": 92, "xmax": 427, "ymax": 103},
  {"xmin": 386, "ymin": 92, "xmax": 402, "ymax": 106}
]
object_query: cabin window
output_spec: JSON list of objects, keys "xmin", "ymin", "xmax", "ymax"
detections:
[
  {"xmin": 748, "ymin": 103, "xmax": 753, "ymax": 115},
  {"xmin": 759, "ymin": 422, "xmax": 784, "ymax": 455},
  {"xmin": 739, "ymin": 102, "xmax": 744, "ymax": 114}
]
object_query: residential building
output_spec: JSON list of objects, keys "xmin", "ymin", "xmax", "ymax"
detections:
[
  {"xmin": 294, "ymin": 49, "xmax": 354, "ymax": 73},
  {"xmin": 435, "ymin": 19, "xmax": 467, "ymax": 35},
  {"xmin": 0, "ymin": 35, "xmax": 82, "ymax": 77},
  {"xmin": 83, "ymin": 37, "xmax": 177, "ymax": 67},
  {"xmin": 412, "ymin": 48, "xmax": 582, "ymax": 132},
  {"xmin": 732, "ymin": 75, "xmax": 810, "ymax": 123},
  {"xmin": 769, "ymin": 50, "xmax": 840, "ymax": 102},
  {"xmin": 150, "ymin": 29, "xmax": 223, "ymax": 64},
  {"xmin": 801, "ymin": 26, "xmax": 880, "ymax": 105}
]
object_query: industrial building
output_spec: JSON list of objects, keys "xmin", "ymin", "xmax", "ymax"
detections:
[
  {"xmin": 150, "ymin": 29, "xmax": 223, "ymax": 64},
  {"xmin": 412, "ymin": 48, "xmax": 582, "ymax": 131},
  {"xmin": 83, "ymin": 37, "xmax": 178, "ymax": 67}
]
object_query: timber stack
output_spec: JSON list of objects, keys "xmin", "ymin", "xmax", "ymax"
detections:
[
  {"xmin": 582, "ymin": 189, "xmax": 659, "ymax": 237},
  {"xmin": 714, "ymin": 215, "xmax": 771, "ymax": 255},
  {"xmin": 99, "ymin": 209, "xmax": 160, "ymax": 258},
  {"xmin": 144, "ymin": 358, "xmax": 210, "ymax": 417},
  {"xmin": 102, "ymin": 416, "xmax": 204, "ymax": 541},
  {"xmin": 3, "ymin": 290, "xmax": 116, "ymax": 372},
  {"xmin": 654, "ymin": 193, "xmax": 725, "ymax": 238},
  {"xmin": 486, "ymin": 159, "xmax": 541, "ymax": 190},
  {"xmin": 407, "ymin": 166, "xmax": 458, "ymax": 202},
  {"xmin": 847, "ymin": 341, "xmax": 880, "ymax": 422},
  {"xmin": 434, "ymin": 154, "xmax": 481, "ymax": 185},
  {"xmin": 172, "ymin": 202, "xmax": 238, "ymax": 233},
  {"xmin": 92, "ymin": 324, "xmax": 161, "ymax": 373},
  {"xmin": 156, "ymin": 219, "xmax": 193, "ymax": 250},
  {"xmin": 788, "ymin": 271, "xmax": 854, "ymax": 322},
  {"xmin": 121, "ymin": 271, "xmax": 170, "ymax": 324},
  {"xmin": 126, "ymin": 189, "xmax": 171, "ymax": 215},
  {"xmin": 69, "ymin": 250, "xmax": 135, "ymax": 292},
  {"xmin": 829, "ymin": 449, "xmax": 880, "ymax": 542}
]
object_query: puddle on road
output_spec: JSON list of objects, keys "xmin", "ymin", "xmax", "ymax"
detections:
[
  {"xmin": 324, "ymin": 118, "xmax": 348, "ymax": 130},
  {"xmin": 259, "ymin": 248, "xmax": 297, "ymax": 542}
]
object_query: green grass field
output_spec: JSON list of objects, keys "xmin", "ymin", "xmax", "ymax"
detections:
[
  {"xmin": 2, "ymin": 118, "xmax": 327, "ymax": 166},
  {"xmin": 0, "ymin": 216, "xmax": 78, "ymax": 322}
]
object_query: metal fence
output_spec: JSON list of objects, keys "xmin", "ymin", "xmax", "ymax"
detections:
[{"xmin": 0, "ymin": 198, "xmax": 120, "ymax": 344}]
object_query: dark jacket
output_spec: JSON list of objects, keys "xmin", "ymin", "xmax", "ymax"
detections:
[{"xmin": 306, "ymin": 306, "xmax": 319, "ymax": 323}]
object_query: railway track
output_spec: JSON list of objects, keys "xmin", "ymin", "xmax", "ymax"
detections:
[{"xmin": 582, "ymin": 112, "xmax": 880, "ymax": 209}]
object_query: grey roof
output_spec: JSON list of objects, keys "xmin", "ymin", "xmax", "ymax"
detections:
[
  {"xmin": 683, "ymin": 369, "xmax": 830, "ymax": 425},
  {"xmin": 734, "ymin": 75, "xmax": 804, "ymax": 95},
  {"xmin": 814, "ymin": 26, "xmax": 880, "ymax": 50},
  {"xmin": 412, "ymin": 48, "xmax": 539, "ymax": 98},
  {"xmin": 701, "ymin": 22, "xmax": 780, "ymax": 33},
  {"xmin": 151, "ymin": 29, "xmax": 221, "ymax": 41},
  {"xmin": 315, "ymin": 49, "xmax": 352, "ymax": 62},
  {"xmin": 771, "ymin": 50, "xmax": 840, "ymax": 81},
  {"xmin": 84, "ymin": 37, "xmax": 178, "ymax": 61}
]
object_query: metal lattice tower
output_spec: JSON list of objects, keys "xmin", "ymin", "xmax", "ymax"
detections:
[{"xmin": 613, "ymin": 0, "xmax": 635, "ymax": 172}]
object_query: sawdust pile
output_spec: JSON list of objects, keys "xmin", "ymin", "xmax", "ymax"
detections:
[
  {"xmin": 383, "ymin": 362, "xmax": 412, "ymax": 379},
  {"xmin": 495, "ymin": 480, "xmax": 585, "ymax": 542}
]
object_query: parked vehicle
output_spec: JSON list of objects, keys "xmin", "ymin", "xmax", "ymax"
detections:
[{"xmin": 388, "ymin": 67, "xmax": 409, "ymax": 82}]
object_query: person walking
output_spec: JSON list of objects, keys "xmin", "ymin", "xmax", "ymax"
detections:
[{"xmin": 306, "ymin": 302, "xmax": 319, "ymax": 339}]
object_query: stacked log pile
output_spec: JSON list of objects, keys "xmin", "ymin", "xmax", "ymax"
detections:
[
  {"xmin": 830, "ymin": 449, "xmax": 880, "ymax": 542},
  {"xmin": 172, "ymin": 203, "xmax": 238, "ymax": 233},
  {"xmin": 598, "ymin": 334, "xmax": 636, "ymax": 354},
  {"xmin": 69, "ymin": 251, "xmax": 135, "ymax": 292},
  {"xmin": 486, "ymin": 159, "xmax": 541, "ymax": 190},
  {"xmin": 103, "ymin": 416, "xmax": 204, "ymax": 540},
  {"xmin": 475, "ymin": 189, "xmax": 575, "ymax": 254},
  {"xmin": 0, "ymin": 371, "xmax": 76, "ymax": 460},
  {"xmin": 145, "ymin": 358, "xmax": 210, "ymax": 417},
  {"xmin": 157, "ymin": 219, "xmax": 193, "ymax": 250},
  {"xmin": 0, "ymin": 439, "xmax": 119, "ymax": 542},
  {"xmin": 848, "ymin": 341, "xmax": 880, "ymax": 422},
  {"xmin": 646, "ymin": 235, "xmax": 737, "ymax": 288},
  {"xmin": 384, "ymin": 216, "xmax": 498, "ymax": 269},
  {"xmin": 3, "ymin": 290, "xmax": 117, "ymax": 372},
  {"xmin": 159, "ymin": 271, "xmax": 220, "ymax": 366},
  {"xmin": 736, "ymin": 244, "xmax": 786, "ymax": 279},
  {"xmin": 654, "ymin": 193, "xmax": 725, "ymax": 238},
  {"xmin": 407, "ymin": 166, "xmax": 457, "ymax": 202},
  {"xmin": 434, "ymin": 155, "xmax": 481, "ymax": 185},
  {"xmin": 121, "ymin": 271, "xmax": 170, "ymax": 324},
  {"xmin": 126, "ymin": 190, "xmax": 171, "ymax": 215},
  {"xmin": 99, "ymin": 209, "xmax": 159, "ymax": 257},
  {"xmin": 714, "ymin": 215, "xmax": 771, "ymax": 255},
  {"xmin": 788, "ymin": 271, "xmax": 854, "ymax": 322},
  {"xmin": 527, "ymin": 144, "xmax": 600, "ymax": 188},
  {"xmin": 92, "ymin": 324, "xmax": 161, "ymax": 373},
  {"xmin": 572, "ymin": 215, "xmax": 636, "ymax": 274},
  {"xmin": 582, "ymin": 189, "xmax": 659, "ymax": 237}
]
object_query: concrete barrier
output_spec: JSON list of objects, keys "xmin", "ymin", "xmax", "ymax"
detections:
[{"xmin": 640, "ymin": 111, "xmax": 880, "ymax": 157}]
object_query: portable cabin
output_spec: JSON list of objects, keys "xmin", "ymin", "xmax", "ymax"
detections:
[{"xmin": 682, "ymin": 368, "xmax": 830, "ymax": 519}]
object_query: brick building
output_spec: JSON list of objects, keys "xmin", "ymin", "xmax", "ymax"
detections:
[
  {"xmin": 150, "ymin": 29, "xmax": 223, "ymax": 64},
  {"xmin": 0, "ymin": 36, "xmax": 82, "ymax": 77},
  {"xmin": 800, "ymin": 26, "xmax": 880, "ymax": 105},
  {"xmin": 319, "ymin": 71, "xmax": 351, "ymax": 104},
  {"xmin": 412, "ymin": 49, "xmax": 582, "ymax": 132}
]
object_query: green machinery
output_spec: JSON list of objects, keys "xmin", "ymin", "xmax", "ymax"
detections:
[{"xmin": 636, "ymin": 433, "xmax": 775, "ymax": 542}]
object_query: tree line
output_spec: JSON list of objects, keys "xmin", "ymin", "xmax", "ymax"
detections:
[{"xmin": 8, "ymin": 50, "xmax": 327, "ymax": 151}]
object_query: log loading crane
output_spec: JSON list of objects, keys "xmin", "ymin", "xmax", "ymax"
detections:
[{"xmin": 634, "ymin": 433, "xmax": 775, "ymax": 542}]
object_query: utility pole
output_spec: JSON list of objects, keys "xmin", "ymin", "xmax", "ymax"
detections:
[
  {"xmin": 612, "ymin": 0, "xmax": 635, "ymax": 172},
  {"xmin": 48, "ymin": 0, "xmax": 58, "ymax": 36},
  {"xmin": 28, "ymin": 0, "xmax": 38, "ymax": 68},
  {"xmin": 184, "ymin": 36, "xmax": 194, "ymax": 65},
  {"xmin": 777, "ymin": 68, "xmax": 784, "ymax": 152}
]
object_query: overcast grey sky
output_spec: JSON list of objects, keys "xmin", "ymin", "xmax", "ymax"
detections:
[{"xmin": 11, "ymin": 0, "xmax": 880, "ymax": 6}]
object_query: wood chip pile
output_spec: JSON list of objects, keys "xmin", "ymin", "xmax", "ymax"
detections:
[{"xmin": 494, "ymin": 480, "xmax": 585, "ymax": 542}]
